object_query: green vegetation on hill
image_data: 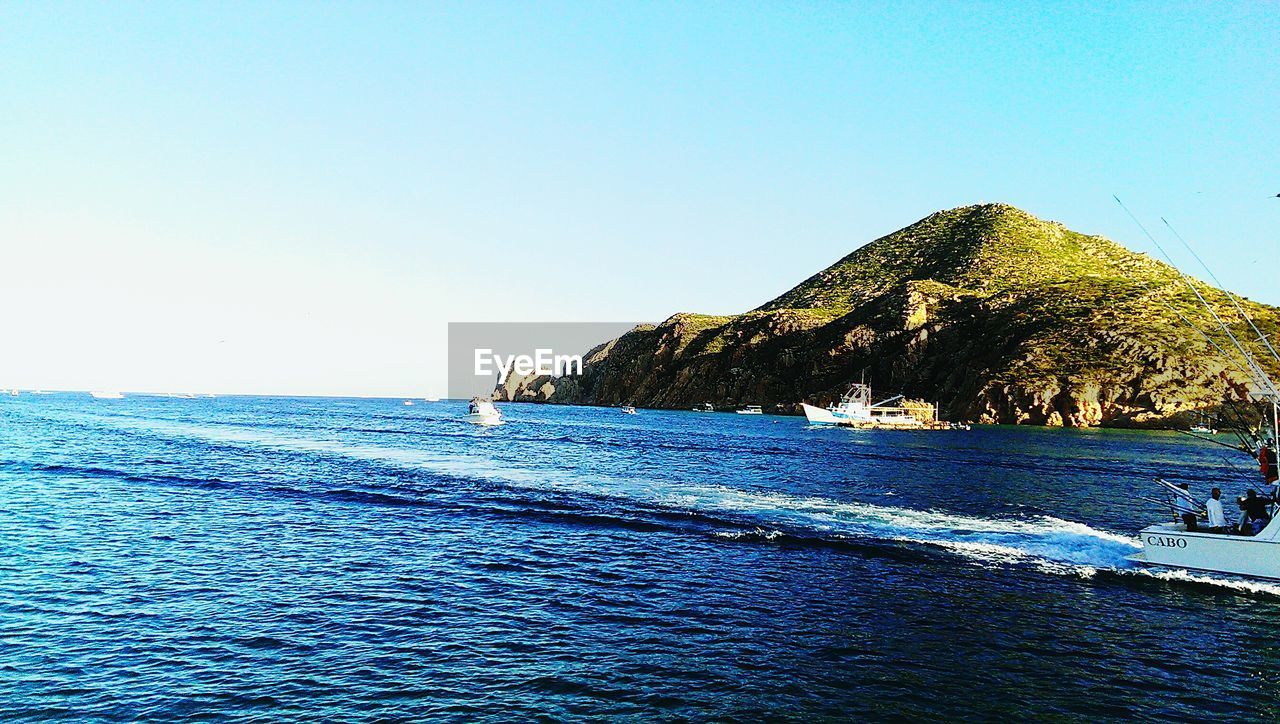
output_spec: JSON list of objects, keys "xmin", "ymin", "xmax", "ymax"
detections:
[{"xmin": 502, "ymin": 204, "xmax": 1279, "ymax": 427}]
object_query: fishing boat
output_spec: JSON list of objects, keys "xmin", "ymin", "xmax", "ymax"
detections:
[
  {"xmin": 692, "ymin": 403, "xmax": 714, "ymax": 412},
  {"xmin": 620, "ymin": 405, "xmax": 637, "ymax": 415},
  {"xmin": 1122, "ymin": 209, "xmax": 1280, "ymax": 579},
  {"xmin": 736, "ymin": 405, "xmax": 764, "ymax": 415},
  {"xmin": 90, "ymin": 390, "xmax": 124, "ymax": 400},
  {"xmin": 801, "ymin": 384, "xmax": 948, "ymax": 429},
  {"xmin": 1190, "ymin": 412, "xmax": 1218, "ymax": 435},
  {"xmin": 463, "ymin": 397, "xmax": 503, "ymax": 426}
]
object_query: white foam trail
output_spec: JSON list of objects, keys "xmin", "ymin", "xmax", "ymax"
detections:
[
  {"xmin": 103, "ymin": 415, "xmax": 1280, "ymax": 595},
  {"xmin": 1120, "ymin": 566, "xmax": 1280, "ymax": 596},
  {"xmin": 109, "ymin": 416, "xmax": 1145, "ymax": 569}
]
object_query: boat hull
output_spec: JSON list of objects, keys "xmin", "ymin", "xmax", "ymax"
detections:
[
  {"xmin": 1134, "ymin": 524, "xmax": 1280, "ymax": 580},
  {"xmin": 462, "ymin": 413, "xmax": 503, "ymax": 426},
  {"xmin": 801, "ymin": 403, "xmax": 841, "ymax": 424}
]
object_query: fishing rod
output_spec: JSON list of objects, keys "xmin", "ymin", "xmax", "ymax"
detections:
[
  {"xmin": 1114, "ymin": 196, "xmax": 1279, "ymax": 400},
  {"xmin": 1138, "ymin": 280, "xmax": 1267, "ymax": 452},
  {"xmin": 1110, "ymin": 269, "xmax": 1270, "ymax": 458},
  {"xmin": 1161, "ymin": 217, "xmax": 1280, "ymax": 364},
  {"xmin": 1155, "ymin": 293, "xmax": 1264, "ymax": 387},
  {"xmin": 1173, "ymin": 428, "xmax": 1250, "ymax": 453}
]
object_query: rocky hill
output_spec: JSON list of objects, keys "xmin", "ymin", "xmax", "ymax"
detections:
[{"xmin": 498, "ymin": 204, "xmax": 1280, "ymax": 426}]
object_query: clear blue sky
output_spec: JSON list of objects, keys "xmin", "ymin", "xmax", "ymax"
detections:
[{"xmin": 2, "ymin": 2, "xmax": 1277, "ymax": 395}]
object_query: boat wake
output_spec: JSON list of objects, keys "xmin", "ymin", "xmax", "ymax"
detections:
[{"xmin": 96, "ymin": 415, "xmax": 1280, "ymax": 596}]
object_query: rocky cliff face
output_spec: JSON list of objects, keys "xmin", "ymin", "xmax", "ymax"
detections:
[{"xmin": 499, "ymin": 204, "xmax": 1280, "ymax": 427}]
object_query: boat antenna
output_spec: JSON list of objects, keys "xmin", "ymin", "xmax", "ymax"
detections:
[
  {"xmin": 1113, "ymin": 196, "xmax": 1278, "ymax": 401},
  {"xmin": 1160, "ymin": 216, "xmax": 1280, "ymax": 364}
]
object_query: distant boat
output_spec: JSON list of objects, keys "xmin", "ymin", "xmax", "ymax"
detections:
[
  {"xmin": 1190, "ymin": 412, "xmax": 1218, "ymax": 435},
  {"xmin": 621, "ymin": 405, "xmax": 637, "ymax": 415},
  {"xmin": 403, "ymin": 400, "xmax": 415, "ymax": 406},
  {"xmin": 423, "ymin": 396, "xmax": 441, "ymax": 402},
  {"xmin": 463, "ymin": 398, "xmax": 503, "ymax": 426},
  {"xmin": 90, "ymin": 391, "xmax": 124, "ymax": 400},
  {"xmin": 736, "ymin": 405, "xmax": 763, "ymax": 415},
  {"xmin": 692, "ymin": 403, "xmax": 714, "ymax": 412}
]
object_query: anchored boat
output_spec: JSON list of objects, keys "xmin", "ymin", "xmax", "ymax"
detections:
[
  {"xmin": 736, "ymin": 405, "xmax": 763, "ymax": 415},
  {"xmin": 801, "ymin": 384, "xmax": 954, "ymax": 430}
]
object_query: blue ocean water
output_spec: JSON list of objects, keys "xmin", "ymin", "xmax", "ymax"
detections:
[{"xmin": 2, "ymin": 394, "xmax": 1278, "ymax": 720}]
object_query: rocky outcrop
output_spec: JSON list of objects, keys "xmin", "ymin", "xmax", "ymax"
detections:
[{"xmin": 499, "ymin": 204, "xmax": 1279, "ymax": 427}]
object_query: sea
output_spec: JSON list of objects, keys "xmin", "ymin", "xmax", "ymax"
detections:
[{"xmin": 2, "ymin": 394, "xmax": 1278, "ymax": 721}]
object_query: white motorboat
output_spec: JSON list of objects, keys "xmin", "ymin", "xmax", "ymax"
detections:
[
  {"xmin": 736, "ymin": 405, "xmax": 763, "ymax": 415},
  {"xmin": 90, "ymin": 390, "xmax": 124, "ymax": 400},
  {"xmin": 1130, "ymin": 519, "xmax": 1280, "ymax": 580},
  {"xmin": 403, "ymin": 400, "xmax": 415, "ymax": 406},
  {"xmin": 692, "ymin": 403, "xmax": 714, "ymax": 412},
  {"xmin": 1130, "ymin": 435, "xmax": 1280, "ymax": 579},
  {"xmin": 1190, "ymin": 423, "xmax": 1217, "ymax": 435},
  {"xmin": 620, "ymin": 405, "xmax": 637, "ymax": 415},
  {"xmin": 463, "ymin": 397, "xmax": 503, "ymax": 426},
  {"xmin": 801, "ymin": 384, "xmax": 928, "ymax": 429},
  {"xmin": 1123, "ymin": 231, "xmax": 1280, "ymax": 580}
]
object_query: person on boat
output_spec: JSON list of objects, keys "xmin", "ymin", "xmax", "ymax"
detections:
[
  {"xmin": 1239, "ymin": 489, "xmax": 1273, "ymax": 536},
  {"xmin": 1260, "ymin": 443, "xmax": 1279, "ymax": 484},
  {"xmin": 1172, "ymin": 483, "xmax": 1199, "ymax": 531},
  {"xmin": 1205, "ymin": 487, "xmax": 1229, "ymax": 533}
]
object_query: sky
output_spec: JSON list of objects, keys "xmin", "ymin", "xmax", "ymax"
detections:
[{"xmin": 2, "ymin": 2, "xmax": 1277, "ymax": 396}]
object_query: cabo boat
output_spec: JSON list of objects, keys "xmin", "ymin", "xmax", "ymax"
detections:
[
  {"xmin": 1130, "ymin": 423, "xmax": 1280, "ymax": 579},
  {"xmin": 1123, "ymin": 228, "xmax": 1280, "ymax": 580},
  {"xmin": 736, "ymin": 405, "xmax": 764, "ymax": 415},
  {"xmin": 620, "ymin": 405, "xmax": 637, "ymax": 414},
  {"xmin": 463, "ymin": 398, "xmax": 503, "ymax": 426}
]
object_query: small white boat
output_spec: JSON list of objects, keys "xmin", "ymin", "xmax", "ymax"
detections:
[
  {"xmin": 403, "ymin": 400, "xmax": 415, "ymax": 406},
  {"xmin": 1190, "ymin": 423, "xmax": 1217, "ymax": 435},
  {"xmin": 90, "ymin": 390, "xmax": 124, "ymax": 400},
  {"xmin": 692, "ymin": 403, "xmax": 714, "ymax": 412},
  {"xmin": 423, "ymin": 396, "xmax": 441, "ymax": 403},
  {"xmin": 463, "ymin": 398, "xmax": 503, "ymax": 426},
  {"xmin": 620, "ymin": 405, "xmax": 637, "ymax": 415},
  {"xmin": 736, "ymin": 405, "xmax": 763, "ymax": 415}
]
